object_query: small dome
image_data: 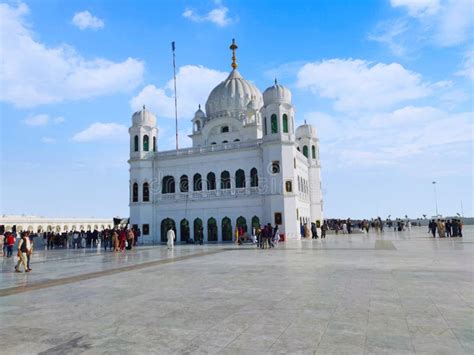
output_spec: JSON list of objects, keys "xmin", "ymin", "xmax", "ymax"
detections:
[
  {"xmin": 296, "ymin": 122, "xmax": 317, "ymax": 138},
  {"xmin": 263, "ymin": 80, "xmax": 292, "ymax": 105},
  {"xmin": 194, "ymin": 105, "xmax": 206, "ymax": 119},
  {"xmin": 205, "ymin": 69, "xmax": 263, "ymax": 119},
  {"xmin": 132, "ymin": 105, "xmax": 156, "ymax": 127}
]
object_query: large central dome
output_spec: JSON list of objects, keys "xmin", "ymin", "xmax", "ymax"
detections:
[{"xmin": 205, "ymin": 69, "xmax": 263, "ymax": 120}]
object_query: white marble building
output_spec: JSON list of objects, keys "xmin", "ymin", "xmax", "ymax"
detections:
[
  {"xmin": 129, "ymin": 41, "xmax": 323, "ymax": 243},
  {"xmin": 0, "ymin": 215, "xmax": 113, "ymax": 234}
]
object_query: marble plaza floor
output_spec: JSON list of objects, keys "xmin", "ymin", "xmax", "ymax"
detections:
[{"xmin": 1, "ymin": 227, "xmax": 473, "ymax": 354}]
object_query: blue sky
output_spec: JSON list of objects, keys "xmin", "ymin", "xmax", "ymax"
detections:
[{"xmin": 0, "ymin": 0, "xmax": 472, "ymax": 219}]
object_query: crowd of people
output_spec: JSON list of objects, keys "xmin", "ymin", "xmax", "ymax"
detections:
[
  {"xmin": 428, "ymin": 219, "xmax": 463, "ymax": 238},
  {"xmin": 0, "ymin": 227, "xmax": 143, "ymax": 273}
]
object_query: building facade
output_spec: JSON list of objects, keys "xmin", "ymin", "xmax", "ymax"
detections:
[
  {"xmin": 0, "ymin": 215, "xmax": 113, "ymax": 234},
  {"xmin": 129, "ymin": 41, "xmax": 323, "ymax": 243}
]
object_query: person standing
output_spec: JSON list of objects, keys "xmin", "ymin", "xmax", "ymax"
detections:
[
  {"xmin": 273, "ymin": 224, "xmax": 280, "ymax": 246},
  {"xmin": 167, "ymin": 226, "xmax": 175, "ymax": 250},
  {"xmin": 445, "ymin": 220, "xmax": 452, "ymax": 238},
  {"xmin": 429, "ymin": 220, "xmax": 437, "ymax": 238},
  {"xmin": 321, "ymin": 222, "xmax": 327, "ymax": 239},
  {"xmin": 0, "ymin": 231, "xmax": 4, "ymax": 257},
  {"xmin": 26, "ymin": 232, "xmax": 33, "ymax": 271},
  {"xmin": 6, "ymin": 232, "xmax": 15, "ymax": 257},
  {"xmin": 15, "ymin": 232, "xmax": 29, "ymax": 273}
]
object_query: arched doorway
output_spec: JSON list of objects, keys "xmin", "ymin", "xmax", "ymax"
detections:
[
  {"xmin": 207, "ymin": 218, "xmax": 217, "ymax": 242},
  {"xmin": 180, "ymin": 219, "xmax": 189, "ymax": 243},
  {"xmin": 222, "ymin": 217, "xmax": 232, "ymax": 242},
  {"xmin": 193, "ymin": 218, "xmax": 203, "ymax": 242},
  {"xmin": 236, "ymin": 216, "xmax": 247, "ymax": 233},
  {"xmin": 161, "ymin": 218, "xmax": 176, "ymax": 243},
  {"xmin": 251, "ymin": 216, "xmax": 260, "ymax": 231}
]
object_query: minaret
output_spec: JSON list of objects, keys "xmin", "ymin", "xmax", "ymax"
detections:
[
  {"xmin": 260, "ymin": 80, "xmax": 299, "ymax": 238},
  {"xmin": 296, "ymin": 122, "xmax": 323, "ymax": 224},
  {"xmin": 129, "ymin": 105, "xmax": 158, "ymax": 242}
]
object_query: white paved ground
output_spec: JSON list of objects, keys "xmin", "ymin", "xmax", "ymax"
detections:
[{"xmin": 1, "ymin": 226, "xmax": 473, "ymax": 354}]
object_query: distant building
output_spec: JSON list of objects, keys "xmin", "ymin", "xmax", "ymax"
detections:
[
  {"xmin": 0, "ymin": 215, "xmax": 113, "ymax": 234},
  {"xmin": 129, "ymin": 40, "xmax": 323, "ymax": 243}
]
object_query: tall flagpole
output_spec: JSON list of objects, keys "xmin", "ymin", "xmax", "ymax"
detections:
[{"xmin": 172, "ymin": 41, "xmax": 178, "ymax": 150}]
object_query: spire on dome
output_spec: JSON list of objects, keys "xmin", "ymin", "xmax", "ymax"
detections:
[
  {"xmin": 274, "ymin": 78, "xmax": 278, "ymax": 85},
  {"xmin": 229, "ymin": 38, "xmax": 238, "ymax": 70},
  {"xmin": 143, "ymin": 104, "xmax": 146, "ymax": 110}
]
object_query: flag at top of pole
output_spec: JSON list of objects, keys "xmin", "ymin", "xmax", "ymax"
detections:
[{"xmin": 172, "ymin": 41, "xmax": 178, "ymax": 150}]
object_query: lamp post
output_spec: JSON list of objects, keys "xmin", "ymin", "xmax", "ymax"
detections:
[{"xmin": 432, "ymin": 181, "xmax": 439, "ymax": 217}]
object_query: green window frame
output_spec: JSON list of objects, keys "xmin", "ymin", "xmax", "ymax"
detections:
[
  {"xmin": 271, "ymin": 114, "xmax": 278, "ymax": 134},
  {"xmin": 282, "ymin": 114, "xmax": 288, "ymax": 133},
  {"xmin": 303, "ymin": 145, "xmax": 309, "ymax": 158},
  {"xmin": 143, "ymin": 135, "xmax": 149, "ymax": 152}
]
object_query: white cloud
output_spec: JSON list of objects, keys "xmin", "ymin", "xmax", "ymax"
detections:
[
  {"xmin": 24, "ymin": 114, "xmax": 49, "ymax": 126},
  {"xmin": 23, "ymin": 114, "xmax": 65, "ymax": 126},
  {"xmin": 130, "ymin": 65, "xmax": 228, "ymax": 118},
  {"xmin": 390, "ymin": 0, "xmax": 441, "ymax": 17},
  {"xmin": 386, "ymin": 0, "xmax": 473, "ymax": 48},
  {"xmin": 54, "ymin": 116, "xmax": 65, "ymax": 124},
  {"xmin": 297, "ymin": 59, "xmax": 431, "ymax": 113},
  {"xmin": 71, "ymin": 10, "xmax": 104, "ymax": 30},
  {"xmin": 0, "ymin": 3, "xmax": 144, "ymax": 107},
  {"xmin": 183, "ymin": 2, "xmax": 233, "ymax": 27},
  {"xmin": 305, "ymin": 106, "xmax": 473, "ymax": 168},
  {"xmin": 434, "ymin": 0, "xmax": 473, "ymax": 46},
  {"xmin": 72, "ymin": 122, "xmax": 128, "ymax": 142},
  {"xmin": 41, "ymin": 137, "xmax": 56, "ymax": 144},
  {"xmin": 368, "ymin": 19, "xmax": 409, "ymax": 56},
  {"xmin": 455, "ymin": 49, "xmax": 474, "ymax": 81}
]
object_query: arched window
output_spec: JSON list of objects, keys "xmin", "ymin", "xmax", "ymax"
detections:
[
  {"xmin": 143, "ymin": 182, "xmax": 149, "ymax": 202},
  {"xmin": 235, "ymin": 169, "xmax": 245, "ymax": 188},
  {"xmin": 162, "ymin": 176, "xmax": 175, "ymax": 194},
  {"xmin": 211, "ymin": 142, "xmax": 217, "ymax": 145},
  {"xmin": 195, "ymin": 121, "xmax": 201, "ymax": 131},
  {"xmin": 180, "ymin": 219, "xmax": 189, "ymax": 242},
  {"xmin": 251, "ymin": 216, "xmax": 260, "ymax": 230},
  {"xmin": 233, "ymin": 139, "xmax": 240, "ymax": 142},
  {"xmin": 143, "ymin": 135, "xmax": 149, "ymax": 151},
  {"xmin": 180, "ymin": 175, "xmax": 188, "ymax": 192},
  {"xmin": 303, "ymin": 145, "xmax": 309, "ymax": 158},
  {"xmin": 153, "ymin": 136, "xmax": 156, "ymax": 152},
  {"xmin": 271, "ymin": 114, "xmax": 278, "ymax": 134},
  {"xmin": 193, "ymin": 173, "xmax": 202, "ymax": 191},
  {"xmin": 207, "ymin": 172, "xmax": 216, "ymax": 190},
  {"xmin": 250, "ymin": 168, "xmax": 258, "ymax": 187},
  {"xmin": 297, "ymin": 147, "xmax": 300, "ymax": 151},
  {"xmin": 132, "ymin": 183, "xmax": 138, "ymax": 202},
  {"xmin": 221, "ymin": 126, "xmax": 229, "ymax": 133},
  {"xmin": 283, "ymin": 114, "xmax": 289, "ymax": 133},
  {"xmin": 264, "ymin": 117, "xmax": 267, "ymax": 135},
  {"xmin": 207, "ymin": 218, "xmax": 218, "ymax": 242},
  {"xmin": 221, "ymin": 171, "xmax": 230, "ymax": 189},
  {"xmin": 134, "ymin": 135, "xmax": 139, "ymax": 152},
  {"xmin": 222, "ymin": 140, "xmax": 228, "ymax": 144},
  {"xmin": 222, "ymin": 217, "xmax": 232, "ymax": 242},
  {"xmin": 312, "ymin": 145, "xmax": 316, "ymax": 159}
]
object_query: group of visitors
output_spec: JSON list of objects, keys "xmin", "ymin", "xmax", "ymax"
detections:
[
  {"xmin": 428, "ymin": 219, "xmax": 463, "ymax": 238},
  {"xmin": 0, "ymin": 231, "xmax": 17, "ymax": 257}
]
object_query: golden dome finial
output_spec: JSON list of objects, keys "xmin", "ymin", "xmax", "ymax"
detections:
[{"xmin": 229, "ymin": 38, "xmax": 238, "ymax": 70}]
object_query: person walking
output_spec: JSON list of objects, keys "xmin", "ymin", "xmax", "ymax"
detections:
[
  {"xmin": 15, "ymin": 232, "xmax": 29, "ymax": 273},
  {"xmin": 167, "ymin": 226, "xmax": 175, "ymax": 250}
]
